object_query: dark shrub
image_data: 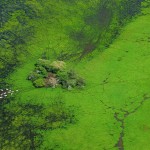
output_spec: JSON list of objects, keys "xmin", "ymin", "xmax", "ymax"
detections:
[
  {"xmin": 67, "ymin": 70, "xmax": 78, "ymax": 79},
  {"xmin": 76, "ymin": 77, "xmax": 86, "ymax": 88},
  {"xmin": 34, "ymin": 66, "xmax": 48, "ymax": 78},
  {"xmin": 35, "ymin": 59, "xmax": 52, "ymax": 71},
  {"xmin": 46, "ymin": 61, "xmax": 66, "ymax": 73},
  {"xmin": 28, "ymin": 59, "xmax": 85, "ymax": 89},
  {"xmin": 35, "ymin": 59, "xmax": 66, "ymax": 73},
  {"xmin": 27, "ymin": 71, "xmax": 42, "ymax": 81},
  {"xmin": 56, "ymin": 71, "xmax": 68, "ymax": 82},
  {"xmin": 51, "ymin": 61, "xmax": 66, "ymax": 72},
  {"xmin": 60, "ymin": 79, "xmax": 77, "ymax": 89},
  {"xmin": 66, "ymin": 79, "xmax": 77, "ymax": 88},
  {"xmin": 61, "ymin": 80, "xmax": 68, "ymax": 89}
]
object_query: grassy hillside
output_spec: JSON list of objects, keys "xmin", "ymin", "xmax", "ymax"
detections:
[
  {"xmin": 0, "ymin": 0, "xmax": 144, "ymax": 80},
  {"xmin": 1, "ymin": 0, "xmax": 150, "ymax": 150}
]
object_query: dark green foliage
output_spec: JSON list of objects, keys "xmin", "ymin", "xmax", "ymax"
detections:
[
  {"xmin": 0, "ymin": 0, "xmax": 38, "ymax": 27},
  {"xmin": 0, "ymin": 0, "xmax": 145, "ymax": 79},
  {"xmin": 33, "ymin": 78, "xmax": 45, "ymax": 88},
  {"xmin": 57, "ymin": 70, "xmax": 85, "ymax": 89},
  {"xmin": 0, "ymin": 98, "xmax": 76, "ymax": 149},
  {"xmin": 67, "ymin": 79, "xmax": 77, "ymax": 88},
  {"xmin": 35, "ymin": 59, "xmax": 52, "ymax": 71},
  {"xmin": 67, "ymin": 70, "xmax": 78, "ymax": 79},
  {"xmin": 68, "ymin": 0, "xmax": 145, "ymax": 59},
  {"xmin": 47, "ymin": 65, "xmax": 59, "ymax": 73},
  {"xmin": 28, "ymin": 71, "xmax": 42, "ymax": 81},
  {"xmin": 76, "ymin": 77, "xmax": 86, "ymax": 88},
  {"xmin": 57, "ymin": 71, "xmax": 68, "ymax": 81},
  {"xmin": 0, "ymin": 0, "xmax": 38, "ymax": 79},
  {"xmin": 35, "ymin": 66, "xmax": 48, "ymax": 77},
  {"xmin": 35, "ymin": 59, "xmax": 58, "ymax": 73},
  {"xmin": 119, "ymin": 0, "xmax": 143, "ymax": 21}
]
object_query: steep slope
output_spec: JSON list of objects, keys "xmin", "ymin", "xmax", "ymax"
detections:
[{"xmin": 5, "ymin": 3, "xmax": 150, "ymax": 150}]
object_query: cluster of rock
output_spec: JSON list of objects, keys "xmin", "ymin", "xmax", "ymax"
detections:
[{"xmin": 27, "ymin": 59, "xmax": 85, "ymax": 90}]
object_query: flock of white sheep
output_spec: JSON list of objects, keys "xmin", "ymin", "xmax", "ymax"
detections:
[{"xmin": 0, "ymin": 89, "xmax": 18, "ymax": 99}]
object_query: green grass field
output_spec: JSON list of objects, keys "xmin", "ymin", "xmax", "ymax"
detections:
[{"xmin": 6, "ymin": 4, "xmax": 150, "ymax": 150}]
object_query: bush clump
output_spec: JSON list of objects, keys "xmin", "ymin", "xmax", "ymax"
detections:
[
  {"xmin": 76, "ymin": 77, "xmax": 86, "ymax": 88},
  {"xmin": 51, "ymin": 61, "xmax": 66, "ymax": 72},
  {"xmin": 36, "ymin": 59, "xmax": 51, "ymax": 67},
  {"xmin": 27, "ymin": 71, "xmax": 42, "ymax": 81},
  {"xmin": 67, "ymin": 70, "xmax": 78, "ymax": 79},
  {"xmin": 34, "ymin": 66, "xmax": 48, "ymax": 77},
  {"xmin": 27, "ymin": 58, "xmax": 85, "ymax": 90},
  {"xmin": 56, "ymin": 70, "xmax": 85, "ymax": 89},
  {"xmin": 35, "ymin": 59, "xmax": 66, "ymax": 73}
]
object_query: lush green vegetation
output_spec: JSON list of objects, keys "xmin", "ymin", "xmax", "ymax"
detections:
[
  {"xmin": 0, "ymin": 97, "xmax": 76, "ymax": 149},
  {"xmin": 0, "ymin": 0, "xmax": 39, "ymax": 79},
  {"xmin": 0, "ymin": 0, "xmax": 144, "ymax": 80},
  {"xmin": 1, "ymin": 0, "xmax": 150, "ymax": 150}
]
